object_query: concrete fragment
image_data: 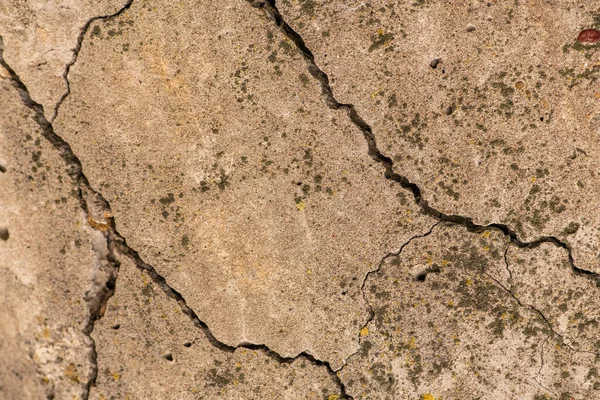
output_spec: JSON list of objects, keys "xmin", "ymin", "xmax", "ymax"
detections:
[
  {"xmin": 53, "ymin": 0, "xmax": 435, "ymax": 368},
  {"xmin": 340, "ymin": 223, "xmax": 599, "ymax": 399},
  {"xmin": 0, "ymin": 0, "xmax": 130, "ymax": 117},
  {"xmin": 91, "ymin": 257, "xmax": 342, "ymax": 400},
  {"xmin": 277, "ymin": 0, "xmax": 600, "ymax": 273},
  {"xmin": 0, "ymin": 67, "xmax": 101, "ymax": 399}
]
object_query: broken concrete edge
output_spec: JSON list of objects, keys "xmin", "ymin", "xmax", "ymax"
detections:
[
  {"xmin": 50, "ymin": 0, "xmax": 134, "ymax": 123},
  {"xmin": 250, "ymin": 0, "xmax": 600, "ymax": 282},
  {"xmin": 0, "ymin": 35, "xmax": 353, "ymax": 400}
]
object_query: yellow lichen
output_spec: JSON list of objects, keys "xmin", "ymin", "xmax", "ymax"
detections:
[
  {"xmin": 64, "ymin": 364, "xmax": 79, "ymax": 382},
  {"xmin": 296, "ymin": 201, "xmax": 306, "ymax": 211},
  {"xmin": 423, "ymin": 394, "xmax": 435, "ymax": 400},
  {"xmin": 359, "ymin": 326, "xmax": 369, "ymax": 337},
  {"xmin": 328, "ymin": 395, "xmax": 340, "ymax": 400}
]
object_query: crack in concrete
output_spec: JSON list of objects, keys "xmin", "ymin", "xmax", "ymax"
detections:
[
  {"xmin": 50, "ymin": 0, "xmax": 134, "ymax": 122},
  {"xmin": 484, "ymin": 261, "xmax": 596, "ymax": 357},
  {"xmin": 247, "ymin": 0, "xmax": 600, "ymax": 286},
  {"xmin": 533, "ymin": 337, "xmax": 556, "ymax": 397},
  {"xmin": 0, "ymin": 36, "xmax": 351, "ymax": 400},
  {"xmin": 339, "ymin": 221, "xmax": 440, "ymax": 367}
]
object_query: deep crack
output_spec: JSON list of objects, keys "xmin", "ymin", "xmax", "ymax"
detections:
[
  {"xmin": 248, "ymin": 0, "xmax": 600, "ymax": 286},
  {"xmin": 0, "ymin": 35, "xmax": 351, "ymax": 400},
  {"xmin": 50, "ymin": 0, "xmax": 134, "ymax": 122}
]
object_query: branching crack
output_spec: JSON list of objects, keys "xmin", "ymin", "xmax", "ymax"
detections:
[
  {"xmin": 50, "ymin": 0, "xmax": 134, "ymax": 122},
  {"xmin": 0, "ymin": 36, "xmax": 351, "ymax": 400},
  {"xmin": 343, "ymin": 221, "xmax": 440, "ymax": 366},
  {"xmin": 484, "ymin": 263, "xmax": 596, "ymax": 357},
  {"xmin": 247, "ymin": 0, "xmax": 600, "ymax": 286}
]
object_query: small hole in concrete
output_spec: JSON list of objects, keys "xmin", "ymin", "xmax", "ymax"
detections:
[
  {"xmin": 111, "ymin": 324, "xmax": 120, "ymax": 330},
  {"xmin": 0, "ymin": 165, "xmax": 6, "ymax": 173},
  {"xmin": 164, "ymin": 353, "xmax": 174, "ymax": 361},
  {"xmin": 415, "ymin": 272, "xmax": 427, "ymax": 282},
  {"xmin": 183, "ymin": 342, "xmax": 192, "ymax": 348},
  {"xmin": 540, "ymin": 116, "xmax": 544, "ymax": 121},
  {"xmin": 0, "ymin": 227, "xmax": 9, "ymax": 241}
]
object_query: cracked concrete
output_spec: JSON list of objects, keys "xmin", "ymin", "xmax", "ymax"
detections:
[{"xmin": 2, "ymin": 0, "xmax": 600, "ymax": 399}]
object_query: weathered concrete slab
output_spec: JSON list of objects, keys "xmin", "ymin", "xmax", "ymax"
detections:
[
  {"xmin": 2, "ymin": 1, "xmax": 600, "ymax": 399},
  {"xmin": 0, "ymin": 0, "xmax": 129, "ymax": 117},
  {"xmin": 277, "ymin": 0, "xmax": 600, "ymax": 273},
  {"xmin": 53, "ymin": 0, "xmax": 435, "ymax": 368},
  {"xmin": 340, "ymin": 223, "xmax": 599, "ymax": 399},
  {"xmin": 91, "ymin": 257, "xmax": 342, "ymax": 399},
  {"xmin": 0, "ymin": 67, "xmax": 101, "ymax": 399}
]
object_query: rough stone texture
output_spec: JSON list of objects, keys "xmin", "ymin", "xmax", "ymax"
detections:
[
  {"xmin": 0, "ymin": 0, "xmax": 129, "ymax": 118},
  {"xmin": 53, "ymin": 0, "xmax": 435, "ymax": 369},
  {"xmin": 2, "ymin": 0, "xmax": 600, "ymax": 399},
  {"xmin": 0, "ymin": 68, "xmax": 101, "ymax": 399},
  {"xmin": 340, "ymin": 223, "xmax": 599, "ymax": 399},
  {"xmin": 91, "ymin": 257, "xmax": 342, "ymax": 400},
  {"xmin": 278, "ymin": 0, "xmax": 600, "ymax": 274}
]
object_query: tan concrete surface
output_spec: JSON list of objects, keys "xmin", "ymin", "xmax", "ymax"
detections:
[
  {"xmin": 1, "ymin": 0, "xmax": 600, "ymax": 399},
  {"xmin": 53, "ymin": 0, "xmax": 435, "ymax": 369},
  {"xmin": 0, "ymin": 0, "xmax": 129, "ymax": 118},
  {"xmin": 90, "ymin": 257, "xmax": 342, "ymax": 400},
  {"xmin": 278, "ymin": 0, "xmax": 600, "ymax": 274},
  {"xmin": 0, "ymin": 67, "xmax": 101, "ymax": 399},
  {"xmin": 340, "ymin": 223, "xmax": 599, "ymax": 399}
]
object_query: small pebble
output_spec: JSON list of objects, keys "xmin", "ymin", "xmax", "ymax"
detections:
[
  {"xmin": 466, "ymin": 24, "xmax": 476, "ymax": 32},
  {"xmin": 445, "ymin": 106, "xmax": 453, "ymax": 115},
  {"xmin": 430, "ymin": 58, "xmax": 440, "ymax": 69},
  {"xmin": 515, "ymin": 81, "xmax": 525, "ymax": 90},
  {"xmin": 577, "ymin": 29, "xmax": 600, "ymax": 43}
]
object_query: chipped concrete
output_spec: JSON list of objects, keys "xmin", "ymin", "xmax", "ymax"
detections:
[{"xmin": 1, "ymin": 0, "xmax": 600, "ymax": 398}]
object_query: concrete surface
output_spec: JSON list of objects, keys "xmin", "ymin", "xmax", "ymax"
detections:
[{"xmin": 1, "ymin": 0, "xmax": 599, "ymax": 399}]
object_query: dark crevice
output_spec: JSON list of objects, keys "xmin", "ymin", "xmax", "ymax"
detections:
[
  {"xmin": 1, "ymin": 36, "xmax": 350, "ymax": 400},
  {"xmin": 1, "ymin": 36, "xmax": 118, "ymax": 400},
  {"xmin": 50, "ymin": 0, "xmax": 133, "ymax": 122},
  {"xmin": 248, "ymin": 0, "xmax": 600, "ymax": 285}
]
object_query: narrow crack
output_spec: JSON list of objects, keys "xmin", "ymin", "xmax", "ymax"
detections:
[
  {"xmin": 0, "ymin": 36, "xmax": 351, "ymax": 400},
  {"xmin": 533, "ymin": 337, "xmax": 556, "ymax": 397},
  {"xmin": 247, "ymin": 0, "xmax": 600, "ymax": 285},
  {"xmin": 503, "ymin": 246, "xmax": 513, "ymax": 282},
  {"xmin": 341, "ymin": 221, "xmax": 440, "ymax": 366},
  {"xmin": 483, "ymin": 262, "xmax": 596, "ymax": 356},
  {"xmin": 50, "ymin": 0, "xmax": 134, "ymax": 122}
]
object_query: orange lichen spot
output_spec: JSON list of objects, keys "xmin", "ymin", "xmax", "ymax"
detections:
[
  {"xmin": 423, "ymin": 393, "xmax": 436, "ymax": 400},
  {"xmin": 360, "ymin": 326, "xmax": 369, "ymax": 337},
  {"xmin": 87, "ymin": 215, "xmax": 109, "ymax": 232},
  {"xmin": 112, "ymin": 371, "xmax": 120, "ymax": 381},
  {"xmin": 465, "ymin": 278, "xmax": 473, "ymax": 286}
]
